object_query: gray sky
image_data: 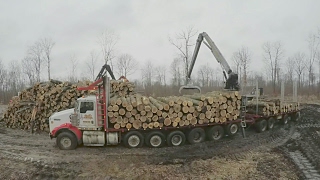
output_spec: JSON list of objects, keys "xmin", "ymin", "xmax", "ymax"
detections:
[{"xmin": 0, "ymin": 0, "xmax": 319, "ymax": 81}]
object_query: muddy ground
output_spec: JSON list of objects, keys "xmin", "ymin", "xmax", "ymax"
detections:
[{"xmin": 0, "ymin": 104, "xmax": 319, "ymax": 180}]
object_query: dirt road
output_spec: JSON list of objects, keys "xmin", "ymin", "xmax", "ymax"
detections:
[{"xmin": 0, "ymin": 105, "xmax": 318, "ymax": 179}]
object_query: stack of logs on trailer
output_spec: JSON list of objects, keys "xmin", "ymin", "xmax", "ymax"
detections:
[
  {"xmin": 108, "ymin": 91, "xmax": 242, "ymax": 130},
  {"xmin": 107, "ymin": 91, "xmax": 300, "ymax": 130}
]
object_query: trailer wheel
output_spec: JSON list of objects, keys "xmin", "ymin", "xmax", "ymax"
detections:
[
  {"xmin": 225, "ymin": 123, "xmax": 239, "ymax": 136},
  {"xmin": 267, "ymin": 117, "xmax": 275, "ymax": 130},
  {"xmin": 167, "ymin": 130, "xmax": 186, "ymax": 146},
  {"xmin": 281, "ymin": 114, "xmax": 290, "ymax": 125},
  {"xmin": 255, "ymin": 119, "xmax": 267, "ymax": 133},
  {"xmin": 145, "ymin": 131, "xmax": 165, "ymax": 148},
  {"xmin": 187, "ymin": 128, "xmax": 205, "ymax": 144},
  {"xmin": 207, "ymin": 126, "xmax": 224, "ymax": 140},
  {"xmin": 123, "ymin": 131, "xmax": 144, "ymax": 148},
  {"xmin": 56, "ymin": 132, "xmax": 78, "ymax": 150}
]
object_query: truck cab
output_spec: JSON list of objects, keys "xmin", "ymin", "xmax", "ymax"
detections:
[{"xmin": 49, "ymin": 74, "xmax": 119, "ymax": 150}]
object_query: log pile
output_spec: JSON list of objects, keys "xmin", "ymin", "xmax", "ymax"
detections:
[
  {"xmin": 1, "ymin": 79, "xmax": 135, "ymax": 132},
  {"xmin": 110, "ymin": 80, "xmax": 135, "ymax": 97},
  {"xmin": 246, "ymin": 98, "xmax": 300, "ymax": 116},
  {"xmin": 2, "ymin": 80, "xmax": 89, "ymax": 132},
  {"xmin": 107, "ymin": 91, "xmax": 242, "ymax": 130}
]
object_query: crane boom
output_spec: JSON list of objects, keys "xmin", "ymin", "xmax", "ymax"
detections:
[
  {"xmin": 185, "ymin": 32, "xmax": 239, "ymax": 91},
  {"xmin": 188, "ymin": 32, "xmax": 231, "ymax": 81}
]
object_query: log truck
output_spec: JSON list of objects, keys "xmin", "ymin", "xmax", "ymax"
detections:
[{"xmin": 49, "ymin": 33, "xmax": 300, "ymax": 150}]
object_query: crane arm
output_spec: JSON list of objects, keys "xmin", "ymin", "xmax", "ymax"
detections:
[
  {"xmin": 186, "ymin": 32, "xmax": 239, "ymax": 91},
  {"xmin": 95, "ymin": 64, "xmax": 116, "ymax": 81},
  {"xmin": 187, "ymin": 32, "xmax": 231, "ymax": 82}
]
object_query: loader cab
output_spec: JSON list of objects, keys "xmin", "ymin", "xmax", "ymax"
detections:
[{"xmin": 75, "ymin": 96, "xmax": 99, "ymax": 129}]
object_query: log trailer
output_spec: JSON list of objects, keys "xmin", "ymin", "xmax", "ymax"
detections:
[{"xmin": 48, "ymin": 33, "xmax": 300, "ymax": 150}]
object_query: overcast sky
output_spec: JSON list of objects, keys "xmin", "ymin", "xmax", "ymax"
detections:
[{"xmin": 1, "ymin": 0, "xmax": 320, "ymax": 81}]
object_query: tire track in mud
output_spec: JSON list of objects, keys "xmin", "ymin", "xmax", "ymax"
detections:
[
  {"xmin": 150, "ymin": 122, "xmax": 296, "ymax": 165},
  {"xmin": 279, "ymin": 104, "xmax": 320, "ymax": 179}
]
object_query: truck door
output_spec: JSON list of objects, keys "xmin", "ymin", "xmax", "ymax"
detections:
[{"xmin": 79, "ymin": 101, "xmax": 96, "ymax": 127}]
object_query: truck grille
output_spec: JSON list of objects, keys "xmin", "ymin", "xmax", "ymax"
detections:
[{"xmin": 70, "ymin": 114, "xmax": 79, "ymax": 126}]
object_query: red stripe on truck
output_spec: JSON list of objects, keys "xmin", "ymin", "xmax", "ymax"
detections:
[{"xmin": 51, "ymin": 123, "xmax": 82, "ymax": 141}]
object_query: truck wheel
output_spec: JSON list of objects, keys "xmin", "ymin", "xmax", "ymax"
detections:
[
  {"xmin": 207, "ymin": 126, "xmax": 224, "ymax": 140},
  {"xmin": 167, "ymin": 130, "xmax": 186, "ymax": 146},
  {"xmin": 56, "ymin": 132, "xmax": 78, "ymax": 150},
  {"xmin": 123, "ymin": 131, "xmax": 144, "ymax": 148},
  {"xmin": 281, "ymin": 114, "xmax": 290, "ymax": 125},
  {"xmin": 255, "ymin": 119, "xmax": 267, "ymax": 133},
  {"xmin": 187, "ymin": 128, "xmax": 205, "ymax": 144},
  {"xmin": 267, "ymin": 117, "xmax": 275, "ymax": 130},
  {"xmin": 225, "ymin": 123, "xmax": 239, "ymax": 136},
  {"xmin": 145, "ymin": 131, "xmax": 165, "ymax": 148}
]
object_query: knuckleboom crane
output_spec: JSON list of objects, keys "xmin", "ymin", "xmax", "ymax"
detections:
[{"xmin": 179, "ymin": 32, "xmax": 240, "ymax": 93}]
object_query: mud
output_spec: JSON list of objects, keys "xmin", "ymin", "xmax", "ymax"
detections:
[{"xmin": 0, "ymin": 104, "xmax": 319, "ymax": 179}]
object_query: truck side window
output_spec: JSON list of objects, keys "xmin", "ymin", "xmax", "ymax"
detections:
[{"xmin": 80, "ymin": 102, "xmax": 94, "ymax": 113}]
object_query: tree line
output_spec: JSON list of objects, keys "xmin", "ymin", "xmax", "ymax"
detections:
[{"xmin": 0, "ymin": 27, "xmax": 319, "ymax": 103}]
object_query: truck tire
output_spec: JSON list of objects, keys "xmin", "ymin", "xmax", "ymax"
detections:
[
  {"xmin": 123, "ymin": 131, "xmax": 144, "ymax": 148},
  {"xmin": 281, "ymin": 114, "xmax": 290, "ymax": 125},
  {"xmin": 267, "ymin": 117, "xmax": 275, "ymax": 130},
  {"xmin": 187, "ymin": 128, "xmax": 205, "ymax": 144},
  {"xmin": 207, "ymin": 126, "xmax": 224, "ymax": 140},
  {"xmin": 225, "ymin": 123, "xmax": 239, "ymax": 136},
  {"xmin": 56, "ymin": 132, "xmax": 78, "ymax": 150},
  {"xmin": 145, "ymin": 131, "xmax": 165, "ymax": 148},
  {"xmin": 167, "ymin": 130, "xmax": 186, "ymax": 146},
  {"xmin": 255, "ymin": 119, "xmax": 267, "ymax": 133}
]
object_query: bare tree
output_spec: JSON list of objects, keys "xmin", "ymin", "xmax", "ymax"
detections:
[
  {"xmin": 99, "ymin": 29, "xmax": 118, "ymax": 70},
  {"xmin": 307, "ymin": 33, "xmax": 319, "ymax": 89},
  {"xmin": 28, "ymin": 40, "xmax": 44, "ymax": 82},
  {"xmin": 86, "ymin": 50, "xmax": 99, "ymax": 81},
  {"xmin": 197, "ymin": 64, "xmax": 212, "ymax": 87},
  {"xmin": 40, "ymin": 38, "xmax": 55, "ymax": 80},
  {"xmin": 170, "ymin": 58, "xmax": 182, "ymax": 86},
  {"xmin": 293, "ymin": 52, "xmax": 306, "ymax": 88},
  {"xmin": 169, "ymin": 27, "xmax": 198, "ymax": 83},
  {"xmin": 0, "ymin": 59, "xmax": 7, "ymax": 102},
  {"xmin": 68, "ymin": 54, "xmax": 78, "ymax": 83},
  {"xmin": 115, "ymin": 53, "xmax": 138, "ymax": 77},
  {"xmin": 262, "ymin": 41, "xmax": 284, "ymax": 93},
  {"xmin": 285, "ymin": 57, "xmax": 295, "ymax": 84},
  {"xmin": 22, "ymin": 57, "xmax": 36, "ymax": 85},
  {"xmin": 7, "ymin": 61, "xmax": 25, "ymax": 95},
  {"xmin": 232, "ymin": 46, "xmax": 251, "ymax": 87},
  {"xmin": 141, "ymin": 60, "xmax": 154, "ymax": 87},
  {"xmin": 232, "ymin": 52, "xmax": 241, "ymax": 74},
  {"xmin": 155, "ymin": 65, "xmax": 167, "ymax": 86}
]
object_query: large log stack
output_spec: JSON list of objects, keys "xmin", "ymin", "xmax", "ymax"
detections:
[
  {"xmin": 246, "ymin": 98, "xmax": 300, "ymax": 116},
  {"xmin": 107, "ymin": 91, "xmax": 243, "ymax": 130},
  {"xmin": 2, "ymin": 80, "xmax": 90, "ymax": 132},
  {"xmin": 1, "ymin": 79, "xmax": 136, "ymax": 132}
]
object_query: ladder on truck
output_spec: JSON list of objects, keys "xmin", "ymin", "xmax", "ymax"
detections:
[
  {"xmin": 96, "ymin": 84, "xmax": 106, "ymax": 127},
  {"xmin": 240, "ymin": 95, "xmax": 247, "ymax": 138}
]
